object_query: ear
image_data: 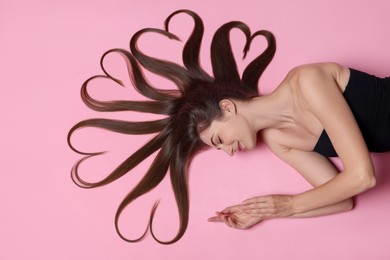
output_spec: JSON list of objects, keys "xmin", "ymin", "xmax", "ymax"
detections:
[{"xmin": 219, "ymin": 99, "xmax": 237, "ymax": 115}]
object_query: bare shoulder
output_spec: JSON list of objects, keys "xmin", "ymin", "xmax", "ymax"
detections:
[
  {"xmin": 286, "ymin": 62, "xmax": 350, "ymax": 92},
  {"xmin": 288, "ymin": 62, "xmax": 348, "ymax": 77}
]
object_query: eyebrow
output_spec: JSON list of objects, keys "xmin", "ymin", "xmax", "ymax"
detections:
[{"xmin": 210, "ymin": 134, "xmax": 217, "ymax": 147}]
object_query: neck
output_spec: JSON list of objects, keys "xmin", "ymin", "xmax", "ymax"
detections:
[{"xmin": 236, "ymin": 89, "xmax": 295, "ymax": 131}]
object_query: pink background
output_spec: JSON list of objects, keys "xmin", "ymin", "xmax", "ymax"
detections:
[{"xmin": 1, "ymin": 0, "xmax": 390, "ymax": 259}]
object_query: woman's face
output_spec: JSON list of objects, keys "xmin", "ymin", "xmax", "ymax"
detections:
[{"xmin": 199, "ymin": 100, "xmax": 257, "ymax": 156}]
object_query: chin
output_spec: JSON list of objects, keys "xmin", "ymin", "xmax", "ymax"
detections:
[
  {"xmin": 247, "ymin": 143, "xmax": 256, "ymax": 150},
  {"xmin": 245, "ymin": 140, "xmax": 257, "ymax": 150}
]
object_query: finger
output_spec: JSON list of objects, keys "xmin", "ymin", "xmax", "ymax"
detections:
[
  {"xmin": 216, "ymin": 211, "xmax": 230, "ymax": 216},
  {"xmin": 234, "ymin": 218, "xmax": 246, "ymax": 229},
  {"xmin": 222, "ymin": 216, "xmax": 233, "ymax": 227},
  {"xmin": 229, "ymin": 215, "xmax": 247, "ymax": 229},
  {"xmin": 227, "ymin": 216, "xmax": 236, "ymax": 227},
  {"xmin": 221, "ymin": 205, "xmax": 243, "ymax": 214},
  {"xmin": 207, "ymin": 216, "xmax": 225, "ymax": 222}
]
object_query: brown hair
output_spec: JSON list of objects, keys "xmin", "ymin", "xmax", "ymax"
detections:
[{"xmin": 67, "ymin": 9, "xmax": 276, "ymax": 244}]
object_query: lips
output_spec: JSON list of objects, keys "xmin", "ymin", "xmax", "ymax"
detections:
[{"xmin": 230, "ymin": 142, "xmax": 243, "ymax": 156}]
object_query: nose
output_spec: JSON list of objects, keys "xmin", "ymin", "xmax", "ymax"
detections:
[{"xmin": 220, "ymin": 145, "xmax": 234, "ymax": 156}]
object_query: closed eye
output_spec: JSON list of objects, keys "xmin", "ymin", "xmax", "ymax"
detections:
[
  {"xmin": 211, "ymin": 134, "xmax": 222, "ymax": 150},
  {"xmin": 216, "ymin": 136, "xmax": 223, "ymax": 150}
]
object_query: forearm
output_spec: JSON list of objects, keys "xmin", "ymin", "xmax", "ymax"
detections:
[
  {"xmin": 290, "ymin": 198, "xmax": 353, "ymax": 218},
  {"xmin": 292, "ymin": 170, "xmax": 374, "ymax": 214}
]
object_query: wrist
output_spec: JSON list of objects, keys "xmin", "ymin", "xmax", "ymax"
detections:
[{"xmin": 290, "ymin": 194, "xmax": 299, "ymax": 215}]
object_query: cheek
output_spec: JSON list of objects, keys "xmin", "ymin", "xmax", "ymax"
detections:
[{"xmin": 232, "ymin": 123, "xmax": 252, "ymax": 142}]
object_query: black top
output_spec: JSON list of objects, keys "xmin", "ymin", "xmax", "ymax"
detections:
[{"xmin": 313, "ymin": 68, "xmax": 390, "ymax": 157}]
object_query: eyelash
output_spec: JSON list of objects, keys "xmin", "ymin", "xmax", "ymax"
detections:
[{"xmin": 214, "ymin": 136, "xmax": 223, "ymax": 150}]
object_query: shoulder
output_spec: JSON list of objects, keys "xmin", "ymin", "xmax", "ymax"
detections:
[
  {"xmin": 282, "ymin": 62, "xmax": 350, "ymax": 106},
  {"xmin": 286, "ymin": 62, "xmax": 350, "ymax": 90},
  {"xmin": 288, "ymin": 62, "xmax": 347, "ymax": 78}
]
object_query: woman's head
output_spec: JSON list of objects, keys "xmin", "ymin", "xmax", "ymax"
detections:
[
  {"xmin": 174, "ymin": 81, "xmax": 259, "ymax": 155},
  {"xmin": 68, "ymin": 9, "xmax": 276, "ymax": 244},
  {"xmin": 198, "ymin": 98, "xmax": 258, "ymax": 155}
]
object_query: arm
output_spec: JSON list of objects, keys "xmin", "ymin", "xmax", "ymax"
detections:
[
  {"xmin": 290, "ymin": 63, "xmax": 375, "ymax": 214},
  {"xmin": 269, "ymin": 147, "xmax": 354, "ymax": 218},
  {"xmin": 245, "ymin": 64, "xmax": 375, "ymax": 217},
  {"xmin": 208, "ymin": 145, "xmax": 353, "ymax": 228},
  {"xmin": 230, "ymin": 142, "xmax": 354, "ymax": 222}
]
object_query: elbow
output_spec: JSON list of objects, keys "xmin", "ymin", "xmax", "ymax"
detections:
[
  {"xmin": 362, "ymin": 172, "xmax": 376, "ymax": 191},
  {"xmin": 355, "ymin": 169, "xmax": 376, "ymax": 192},
  {"xmin": 344, "ymin": 165, "xmax": 376, "ymax": 194},
  {"xmin": 367, "ymin": 176, "xmax": 377, "ymax": 189}
]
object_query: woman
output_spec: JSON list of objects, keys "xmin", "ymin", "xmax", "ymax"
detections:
[
  {"xmin": 206, "ymin": 62, "xmax": 383, "ymax": 228},
  {"xmin": 68, "ymin": 9, "xmax": 390, "ymax": 244}
]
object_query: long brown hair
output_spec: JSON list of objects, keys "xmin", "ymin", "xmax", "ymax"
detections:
[{"xmin": 67, "ymin": 9, "xmax": 276, "ymax": 244}]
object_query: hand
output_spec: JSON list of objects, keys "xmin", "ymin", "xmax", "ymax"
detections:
[
  {"xmin": 208, "ymin": 205, "xmax": 263, "ymax": 229},
  {"xmin": 208, "ymin": 195, "xmax": 295, "ymax": 229},
  {"xmin": 242, "ymin": 194, "xmax": 295, "ymax": 219}
]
